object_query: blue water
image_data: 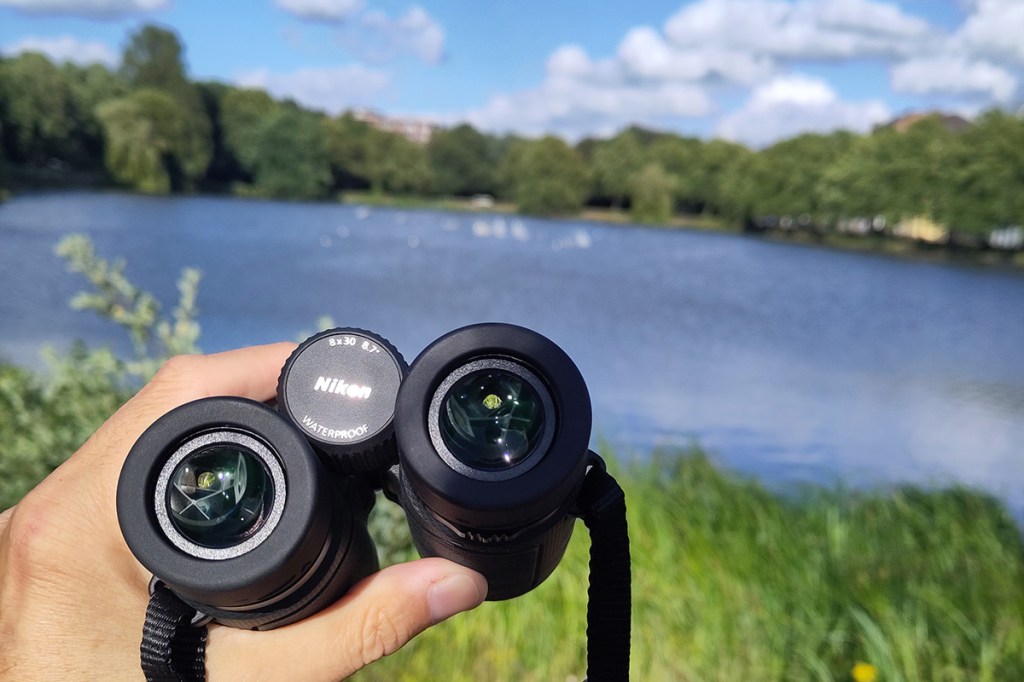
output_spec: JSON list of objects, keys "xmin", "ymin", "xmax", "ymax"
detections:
[{"xmin": 2, "ymin": 191, "xmax": 1023, "ymax": 511}]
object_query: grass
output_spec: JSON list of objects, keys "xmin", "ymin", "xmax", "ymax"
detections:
[
  {"xmin": 355, "ymin": 449, "xmax": 1024, "ymax": 681},
  {"xmin": 338, "ymin": 190, "xmax": 517, "ymax": 213}
]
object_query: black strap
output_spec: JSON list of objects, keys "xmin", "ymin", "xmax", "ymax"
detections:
[
  {"xmin": 141, "ymin": 582, "xmax": 208, "ymax": 682},
  {"xmin": 137, "ymin": 463, "xmax": 630, "ymax": 682},
  {"xmin": 577, "ymin": 455, "xmax": 632, "ymax": 682}
]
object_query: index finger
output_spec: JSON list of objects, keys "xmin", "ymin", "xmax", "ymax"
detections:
[{"xmin": 77, "ymin": 342, "xmax": 297, "ymax": 473}]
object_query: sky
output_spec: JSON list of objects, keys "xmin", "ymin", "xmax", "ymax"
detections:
[{"xmin": 1, "ymin": 0, "xmax": 1022, "ymax": 147}]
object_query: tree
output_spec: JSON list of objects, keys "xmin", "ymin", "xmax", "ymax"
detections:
[
  {"xmin": 219, "ymin": 87, "xmax": 279, "ymax": 174},
  {"xmin": 697, "ymin": 140, "xmax": 756, "ymax": 220},
  {"xmin": 742, "ymin": 132, "xmax": 856, "ymax": 219},
  {"xmin": 323, "ymin": 112, "xmax": 373, "ymax": 190},
  {"xmin": 248, "ymin": 108, "xmax": 332, "ymax": 200},
  {"xmin": 194, "ymin": 81, "xmax": 245, "ymax": 190},
  {"xmin": 494, "ymin": 135, "xmax": 528, "ymax": 201},
  {"xmin": 0, "ymin": 53, "xmax": 76, "ymax": 163},
  {"xmin": 630, "ymin": 163, "xmax": 674, "ymax": 224},
  {"xmin": 427, "ymin": 123, "xmax": 496, "ymax": 196},
  {"xmin": 120, "ymin": 24, "xmax": 188, "ymax": 92},
  {"xmin": 941, "ymin": 111, "xmax": 1024, "ymax": 235},
  {"xmin": 648, "ymin": 135, "xmax": 705, "ymax": 214},
  {"xmin": 362, "ymin": 128, "xmax": 432, "ymax": 194},
  {"xmin": 510, "ymin": 136, "xmax": 588, "ymax": 215},
  {"xmin": 590, "ymin": 129, "xmax": 645, "ymax": 207},
  {"xmin": 62, "ymin": 62, "xmax": 127, "ymax": 166},
  {"xmin": 117, "ymin": 24, "xmax": 213, "ymax": 185},
  {"xmin": 96, "ymin": 88, "xmax": 212, "ymax": 193},
  {"xmin": 818, "ymin": 118, "xmax": 959, "ymax": 226}
]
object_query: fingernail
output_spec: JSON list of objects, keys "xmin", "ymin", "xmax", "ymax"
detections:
[{"xmin": 428, "ymin": 573, "xmax": 486, "ymax": 624}]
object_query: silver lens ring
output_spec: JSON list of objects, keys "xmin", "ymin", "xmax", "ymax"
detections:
[
  {"xmin": 154, "ymin": 430, "xmax": 287, "ymax": 560},
  {"xmin": 428, "ymin": 358, "xmax": 556, "ymax": 482}
]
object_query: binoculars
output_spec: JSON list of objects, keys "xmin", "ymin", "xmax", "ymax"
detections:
[{"xmin": 117, "ymin": 323, "xmax": 599, "ymax": 630}]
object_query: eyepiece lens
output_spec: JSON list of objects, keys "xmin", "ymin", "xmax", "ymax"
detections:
[
  {"xmin": 440, "ymin": 369, "xmax": 546, "ymax": 470},
  {"xmin": 167, "ymin": 444, "xmax": 274, "ymax": 549}
]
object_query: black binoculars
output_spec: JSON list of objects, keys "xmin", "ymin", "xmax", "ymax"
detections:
[{"xmin": 117, "ymin": 323, "xmax": 604, "ymax": 631}]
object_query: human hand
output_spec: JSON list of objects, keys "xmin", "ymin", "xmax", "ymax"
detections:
[{"xmin": 0, "ymin": 343, "xmax": 488, "ymax": 681}]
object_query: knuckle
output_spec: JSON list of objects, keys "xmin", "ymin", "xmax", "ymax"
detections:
[
  {"xmin": 153, "ymin": 354, "xmax": 204, "ymax": 386},
  {"xmin": 147, "ymin": 354, "xmax": 212, "ymax": 402},
  {"xmin": 4, "ymin": 497, "xmax": 60, "ymax": 578},
  {"xmin": 357, "ymin": 606, "xmax": 409, "ymax": 666}
]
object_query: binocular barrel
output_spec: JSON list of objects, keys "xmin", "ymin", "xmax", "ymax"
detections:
[{"xmin": 117, "ymin": 323, "xmax": 593, "ymax": 627}]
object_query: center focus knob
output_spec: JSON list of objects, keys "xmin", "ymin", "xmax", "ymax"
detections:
[{"xmin": 277, "ymin": 327, "xmax": 408, "ymax": 473}]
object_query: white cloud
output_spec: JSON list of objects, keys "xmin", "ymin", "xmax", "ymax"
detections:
[
  {"xmin": 617, "ymin": 26, "xmax": 774, "ymax": 86},
  {"xmin": 458, "ymin": 0, "xmax": 1024, "ymax": 142},
  {"xmin": 340, "ymin": 5, "xmax": 445, "ymax": 65},
  {"xmin": 467, "ymin": 73, "xmax": 713, "ymax": 141},
  {"xmin": 892, "ymin": 55, "xmax": 1018, "ymax": 102},
  {"xmin": 274, "ymin": 0, "xmax": 363, "ymax": 23},
  {"xmin": 955, "ymin": 0, "xmax": 1024, "ymax": 67},
  {"xmin": 717, "ymin": 74, "xmax": 890, "ymax": 148},
  {"xmin": 0, "ymin": 0, "xmax": 166, "ymax": 17},
  {"xmin": 2, "ymin": 35, "xmax": 118, "ymax": 66},
  {"xmin": 236, "ymin": 65, "xmax": 390, "ymax": 114},
  {"xmin": 664, "ymin": 0, "xmax": 935, "ymax": 61}
]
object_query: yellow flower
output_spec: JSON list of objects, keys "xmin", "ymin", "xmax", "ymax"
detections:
[{"xmin": 852, "ymin": 662, "xmax": 878, "ymax": 682}]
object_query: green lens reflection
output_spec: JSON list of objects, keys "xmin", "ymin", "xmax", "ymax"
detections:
[{"xmin": 440, "ymin": 369, "xmax": 546, "ymax": 470}]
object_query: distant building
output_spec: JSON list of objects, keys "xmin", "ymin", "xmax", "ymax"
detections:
[
  {"xmin": 352, "ymin": 109, "xmax": 439, "ymax": 145},
  {"xmin": 893, "ymin": 216, "xmax": 949, "ymax": 244},
  {"xmin": 989, "ymin": 226, "xmax": 1023, "ymax": 251},
  {"xmin": 885, "ymin": 112, "xmax": 971, "ymax": 134}
]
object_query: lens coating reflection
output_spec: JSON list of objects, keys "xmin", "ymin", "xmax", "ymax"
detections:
[
  {"xmin": 167, "ymin": 444, "xmax": 273, "ymax": 549},
  {"xmin": 440, "ymin": 369, "xmax": 546, "ymax": 470}
]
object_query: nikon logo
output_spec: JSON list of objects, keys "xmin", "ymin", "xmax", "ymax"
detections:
[{"xmin": 313, "ymin": 376, "xmax": 373, "ymax": 399}]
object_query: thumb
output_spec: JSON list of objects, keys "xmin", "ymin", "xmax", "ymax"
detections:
[{"xmin": 206, "ymin": 558, "xmax": 488, "ymax": 681}]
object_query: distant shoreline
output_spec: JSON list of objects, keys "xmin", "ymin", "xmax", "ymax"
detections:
[
  {"xmin": 339, "ymin": 190, "xmax": 1024, "ymax": 272},
  {"xmin": 4, "ymin": 185, "xmax": 1022, "ymax": 272}
]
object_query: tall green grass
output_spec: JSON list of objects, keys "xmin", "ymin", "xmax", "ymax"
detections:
[{"xmin": 356, "ymin": 449, "xmax": 1024, "ymax": 681}]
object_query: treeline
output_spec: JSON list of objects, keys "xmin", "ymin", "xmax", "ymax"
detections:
[{"xmin": 2, "ymin": 24, "xmax": 1023, "ymax": 238}]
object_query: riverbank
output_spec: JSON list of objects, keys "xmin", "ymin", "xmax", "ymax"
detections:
[
  {"xmin": 338, "ymin": 190, "xmax": 1024, "ymax": 271},
  {"xmin": 357, "ymin": 450, "xmax": 1024, "ymax": 681},
  {"xmin": 3, "ymin": 185, "xmax": 1020, "ymax": 271}
]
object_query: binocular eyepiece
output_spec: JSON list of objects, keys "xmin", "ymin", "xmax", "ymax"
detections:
[{"xmin": 117, "ymin": 323, "xmax": 593, "ymax": 630}]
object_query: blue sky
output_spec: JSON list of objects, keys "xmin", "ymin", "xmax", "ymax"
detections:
[{"xmin": 1, "ymin": 0, "xmax": 1022, "ymax": 146}]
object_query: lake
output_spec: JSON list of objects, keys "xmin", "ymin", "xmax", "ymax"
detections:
[{"xmin": 2, "ymin": 192, "xmax": 1023, "ymax": 513}]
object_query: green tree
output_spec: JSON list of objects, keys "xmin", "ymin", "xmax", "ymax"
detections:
[
  {"xmin": 117, "ymin": 24, "xmax": 212, "ymax": 186},
  {"xmin": 0, "ymin": 123, "xmax": 7, "ymax": 196},
  {"xmin": 0, "ymin": 52, "xmax": 76, "ymax": 163},
  {"xmin": 96, "ymin": 88, "xmax": 212, "ymax": 193},
  {"xmin": 427, "ymin": 123, "xmax": 496, "ymax": 196},
  {"xmin": 630, "ymin": 163, "xmax": 674, "ymax": 224},
  {"xmin": 323, "ymin": 112, "xmax": 373, "ymax": 190},
  {"xmin": 494, "ymin": 135, "xmax": 529, "ymax": 202},
  {"xmin": 120, "ymin": 24, "xmax": 189, "ymax": 92},
  {"xmin": 819, "ymin": 118, "xmax": 959, "ymax": 226},
  {"xmin": 648, "ymin": 134, "xmax": 704, "ymax": 214},
  {"xmin": 741, "ymin": 132, "xmax": 856, "ymax": 219},
  {"xmin": 193, "ymin": 81, "xmax": 246, "ymax": 190},
  {"xmin": 698, "ymin": 140, "xmax": 756, "ymax": 220},
  {"xmin": 248, "ymin": 108, "xmax": 332, "ymax": 200},
  {"xmin": 362, "ymin": 128, "xmax": 432, "ymax": 194},
  {"xmin": 62, "ymin": 62, "xmax": 127, "ymax": 167},
  {"xmin": 941, "ymin": 111, "xmax": 1024, "ymax": 235},
  {"xmin": 220, "ymin": 87, "xmax": 279, "ymax": 174},
  {"xmin": 511, "ymin": 136, "xmax": 588, "ymax": 215},
  {"xmin": 590, "ymin": 129, "xmax": 645, "ymax": 207}
]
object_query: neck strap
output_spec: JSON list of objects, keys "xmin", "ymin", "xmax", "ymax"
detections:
[{"xmin": 577, "ymin": 454, "xmax": 632, "ymax": 681}]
